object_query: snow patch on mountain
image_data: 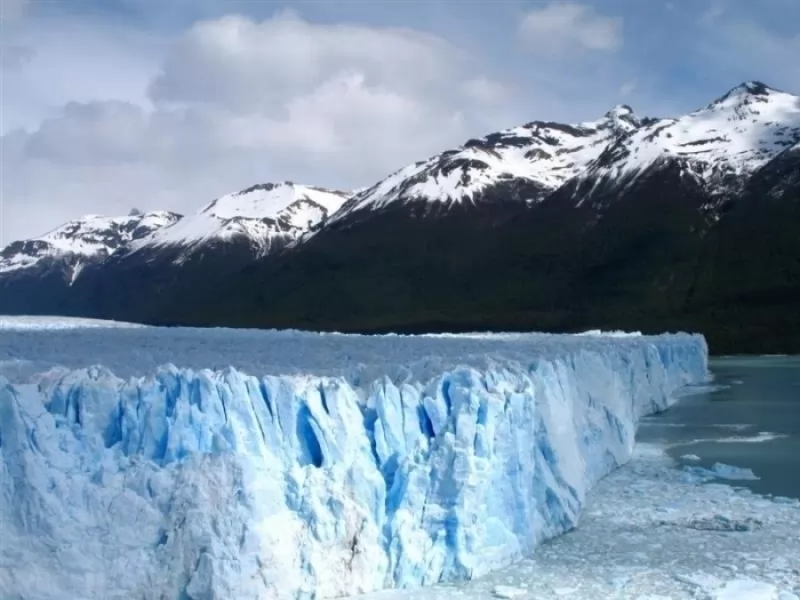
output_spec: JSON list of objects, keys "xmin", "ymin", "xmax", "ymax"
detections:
[
  {"xmin": 132, "ymin": 182, "xmax": 349, "ymax": 257},
  {"xmin": 0, "ymin": 211, "xmax": 180, "ymax": 275}
]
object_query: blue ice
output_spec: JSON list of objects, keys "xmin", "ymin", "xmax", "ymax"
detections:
[{"xmin": 0, "ymin": 328, "xmax": 708, "ymax": 599}]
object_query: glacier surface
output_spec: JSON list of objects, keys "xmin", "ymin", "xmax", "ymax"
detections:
[{"xmin": 0, "ymin": 325, "xmax": 708, "ymax": 600}]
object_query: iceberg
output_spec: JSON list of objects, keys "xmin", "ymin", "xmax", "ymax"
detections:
[{"xmin": 0, "ymin": 327, "xmax": 708, "ymax": 600}]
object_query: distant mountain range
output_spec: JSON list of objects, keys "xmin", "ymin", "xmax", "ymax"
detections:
[{"xmin": 2, "ymin": 81, "xmax": 799, "ymax": 353}]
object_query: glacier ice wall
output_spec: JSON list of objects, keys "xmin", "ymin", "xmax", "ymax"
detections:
[{"xmin": 0, "ymin": 330, "xmax": 708, "ymax": 600}]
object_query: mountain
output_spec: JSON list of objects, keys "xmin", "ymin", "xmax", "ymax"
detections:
[
  {"xmin": 570, "ymin": 81, "xmax": 800, "ymax": 211},
  {"xmin": 682, "ymin": 140, "xmax": 800, "ymax": 352},
  {"xmin": 329, "ymin": 104, "xmax": 642, "ymax": 222},
  {"xmin": 0, "ymin": 210, "xmax": 180, "ymax": 317},
  {"xmin": 0, "ymin": 182, "xmax": 349, "ymax": 319},
  {"xmin": 0, "ymin": 211, "xmax": 180, "ymax": 278},
  {"xmin": 130, "ymin": 182, "xmax": 350, "ymax": 259},
  {"xmin": 173, "ymin": 82, "xmax": 800, "ymax": 353},
  {"xmin": 1, "ymin": 82, "xmax": 798, "ymax": 352}
]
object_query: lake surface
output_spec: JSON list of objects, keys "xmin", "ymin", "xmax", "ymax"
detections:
[{"xmin": 638, "ymin": 355, "xmax": 800, "ymax": 499}]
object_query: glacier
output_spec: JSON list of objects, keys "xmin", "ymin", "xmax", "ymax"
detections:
[{"xmin": 0, "ymin": 325, "xmax": 708, "ymax": 600}]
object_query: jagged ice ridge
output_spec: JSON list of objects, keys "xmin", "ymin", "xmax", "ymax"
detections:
[{"xmin": 0, "ymin": 328, "xmax": 708, "ymax": 599}]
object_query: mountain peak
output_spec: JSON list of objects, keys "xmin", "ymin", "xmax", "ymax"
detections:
[
  {"xmin": 200, "ymin": 182, "xmax": 348, "ymax": 220},
  {"xmin": 605, "ymin": 104, "xmax": 635, "ymax": 119},
  {"xmin": 710, "ymin": 81, "xmax": 780, "ymax": 107},
  {"xmin": 601, "ymin": 104, "xmax": 640, "ymax": 132},
  {"xmin": 735, "ymin": 80, "xmax": 773, "ymax": 95},
  {"xmin": 140, "ymin": 182, "xmax": 350, "ymax": 253},
  {"xmin": 0, "ymin": 210, "xmax": 181, "ymax": 275},
  {"xmin": 584, "ymin": 80, "xmax": 800, "ymax": 196}
]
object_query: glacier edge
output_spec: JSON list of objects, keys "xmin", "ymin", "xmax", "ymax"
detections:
[{"xmin": 0, "ymin": 332, "xmax": 708, "ymax": 600}]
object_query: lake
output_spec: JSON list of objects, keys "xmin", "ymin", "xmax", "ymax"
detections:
[{"xmin": 638, "ymin": 355, "xmax": 800, "ymax": 499}]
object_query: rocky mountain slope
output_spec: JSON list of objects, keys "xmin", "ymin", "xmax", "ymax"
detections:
[{"xmin": 1, "ymin": 82, "xmax": 798, "ymax": 352}]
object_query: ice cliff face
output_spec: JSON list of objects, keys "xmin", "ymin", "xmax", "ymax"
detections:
[{"xmin": 0, "ymin": 329, "xmax": 708, "ymax": 600}]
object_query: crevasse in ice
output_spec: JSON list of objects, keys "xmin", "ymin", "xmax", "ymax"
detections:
[{"xmin": 0, "ymin": 329, "xmax": 708, "ymax": 600}]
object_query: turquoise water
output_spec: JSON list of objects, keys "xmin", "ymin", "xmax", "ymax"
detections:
[{"xmin": 638, "ymin": 356, "xmax": 800, "ymax": 499}]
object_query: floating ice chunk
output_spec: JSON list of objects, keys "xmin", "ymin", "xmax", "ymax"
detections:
[
  {"xmin": 492, "ymin": 585, "xmax": 528, "ymax": 598},
  {"xmin": 684, "ymin": 463, "xmax": 760, "ymax": 482},
  {"xmin": 683, "ymin": 515, "xmax": 762, "ymax": 532},
  {"xmin": 772, "ymin": 496, "xmax": 800, "ymax": 506},
  {"xmin": 713, "ymin": 579, "xmax": 790, "ymax": 600},
  {"xmin": 679, "ymin": 432, "xmax": 788, "ymax": 447}
]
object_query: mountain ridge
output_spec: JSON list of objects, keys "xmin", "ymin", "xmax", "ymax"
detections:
[
  {"xmin": 1, "ymin": 81, "xmax": 799, "ymax": 353},
  {"xmin": 0, "ymin": 211, "xmax": 181, "ymax": 278},
  {"xmin": 1, "ymin": 182, "xmax": 350, "ymax": 277}
]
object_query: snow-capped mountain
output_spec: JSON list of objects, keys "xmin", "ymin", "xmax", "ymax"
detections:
[
  {"xmin": 582, "ymin": 82, "xmax": 800, "ymax": 197},
  {"xmin": 0, "ymin": 210, "xmax": 180, "ymax": 277},
  {"xmin": 176, "ymin": 82, "xmax": 800, "ymax": 354},
  {"xmin": 332, "ymin": 81, "xmax": 799, "ymax": 223},
  {"xmin": 2, "ymin": 81, "xmax": 799, "ymax": 352},
  {"xmin": 0, "ymin": 182, "xmax": 349, "ymax": 278},
  {"xmin": 131, "ymin": 182, "xmax": 349, "ymax": 259},
  {"xmin": 333, "ymin": 105, "xmax": 643, "ymax": 221},
  {"xmin": 4, "ymin": 182, "xmax": 349, "ymax": 323}
]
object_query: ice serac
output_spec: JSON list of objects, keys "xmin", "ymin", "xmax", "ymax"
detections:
[{"xmin": 0, "ymin": 331, "xmax": 708, "ymax": 600}]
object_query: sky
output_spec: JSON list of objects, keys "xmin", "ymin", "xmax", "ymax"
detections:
[{"xmin": 1, "ymin": 0, "xmax": 799, "ymax": 242}]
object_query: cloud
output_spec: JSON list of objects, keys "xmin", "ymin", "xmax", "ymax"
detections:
[
  {"xmin": 148, "ymin": 11, "xmax": 469, "ymax": 111},
  {"xmin": 2, "ymin": 12, "xmax": 513, "ymax": 241},
  {"xmin": 1, "ymin": 18, "xmax": 161, "ymax": 133},
  {"xmin": 518, "ymin": 2, "xmax": 623, "ymax": 54}
]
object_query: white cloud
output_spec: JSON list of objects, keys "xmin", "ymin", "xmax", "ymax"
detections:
[
  {"xmin": 518, "ymin": 2, "xmax": 623, "ymax": 53},
  {"xmin": 148, "ymin": 11, "xmax": 468, "ymax": 111},
  {"xmin": 1, "ymin": 19, "xmax": 161, "ymax": 133},
  {"xmin": 2, "ymin": 12, "xmax": 512, "ymax": 241}
]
